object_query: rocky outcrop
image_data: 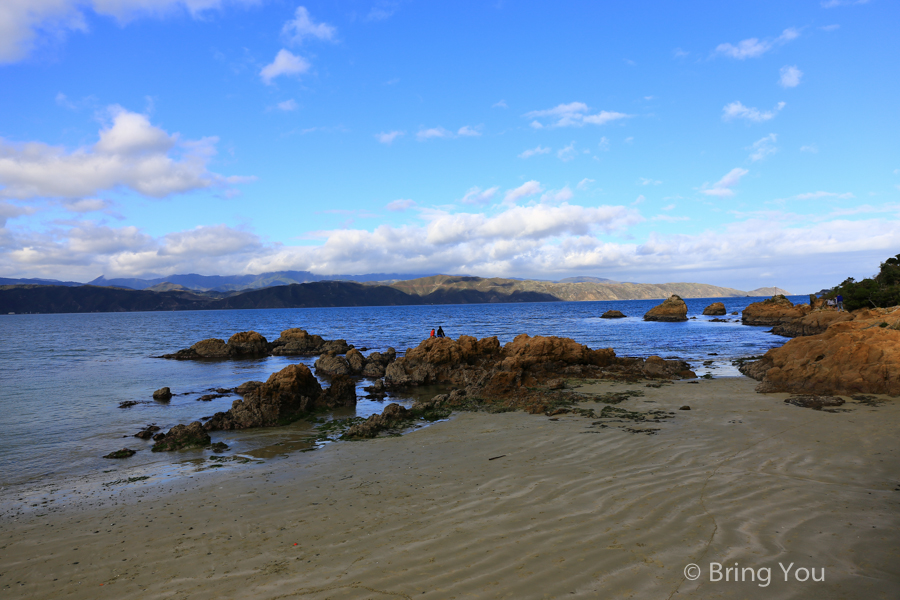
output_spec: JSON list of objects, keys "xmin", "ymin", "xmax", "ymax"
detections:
[
  {"xmin": 600, "ymin": 310, "xmax": 626, "ymax": 318},
  {"xmin": 152, "ymin": 387, "xmax": 172, "ymax": 401},
  {"xmin": 740, "ymin": 307, "xmax": 900, "ymax": 396},
  {"xmin": 163, "ymin": 328, "xmax": 350, "ymax": 360},
  {"xmin": 384, "ymin": 334, "xmax": 694, "ymax": 406},
  {"xmin": 771, "ymin": 310, "xmax": 855, "ymax": 337},
  {"xmin": 742, "ymin": 295, "xmax": 811, "ymax": 327},
  {"xmin": 235, "ymin": 380, "xmax": 263, "ymax": 395},
  {"xmin": 203, "ymin": 364, "xmax": 325, "ymax": 430},
  {"xmin": 319, "ymin": 374, "xmax": 358, "ymax": 408},
  {"xmin": 643, "ymin": 295, "xmax": 688, "ymax": 322},
  {"xmin": 152, "ymin": 422, "xmax": 211, "ymax": 452},
  {"xmin": 269, "ymin": 328, "xmax": 350, "ymax": 356},
  {"xmin": 313, "ymin": 347, "xmax": 397, "ymax": 378},
  {"xmin": 702, "ymin": 302, "xmax": 726, "ymax": 316},
  {"xmin": 344, "ymin": 403, "xmax": 412, "ymax": 438}
]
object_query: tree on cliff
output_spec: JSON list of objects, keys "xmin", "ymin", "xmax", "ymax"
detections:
[{"xmin": 833, "ymin": 254, "xmax": 900, "ymax": 311}]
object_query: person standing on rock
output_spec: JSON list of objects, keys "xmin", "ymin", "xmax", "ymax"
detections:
[
  {"xmin": 430, "ymin": 328, "xmax": 435, "ymax": 338},
  {"xmin": 437, "ymin": 326, "xmax": 446, "ymax": 338},
  {"xmin": 837, "ymin": 294, "xmax": 844, "ymax": 311}
]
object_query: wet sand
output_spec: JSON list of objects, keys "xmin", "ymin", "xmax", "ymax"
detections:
[{"xmin": 1, "ymin": 377, "xmax": 898, "ymax": 599}]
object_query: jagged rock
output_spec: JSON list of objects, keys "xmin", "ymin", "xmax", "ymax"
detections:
[
  {"xmin": 314, "ymin": 352, "xmax": 352, "ymax": 376},
  {"xmin": 226, "ymin": 331, "xmax": 268, "ymax": 357},
  {"xmin": 643, "ymin": 295, "xmax": 688, "ymax": 322},
  {"xmin": 103, "ymin": 448, "xmax": 136, "ymax": 459},
  {"xmin": 600, "ymin": 310, "xmax": 626, "ymax": 318},
  {"xmin": 235, "ymin": 380, "xmax": 263, "ymax": 395},
  {"xmin": 346, "ymin": 348, "xmax": 365, "ymax": 373},
  {"xmin": 204, "ymin": 364, "xmax": 324, "ymax": 430},
  {"xmin": 319, "ymin": 374, "xmax": 357, "ymax": 408},
  {"xmin": 385, "ymin": 335, "xmax": 503, "ymax": 387},
  {"xmin": 740, "ymin": 306, "xmax": 900, "ymax": 396},
  {"xmin": 152, "ymin": 387, "xmax": 172, "ymax": 401},
  {"xmin": 191, "ymin": 338, "xmax": 229, "ymax": 358},
  {"xmin": 360, "ymin": 348, "xmax": 397, "ymax": 378},
  {"xmin": 270, "ymin": 328, "xmax": 351, "ymax": 356},
  {"xmin": 152, "ymin": 422, "xmax": 210, "ymax": 452},
  {"xmin": 742, "ymin": 295, "xmax": 811, "ymax": 327},
  {"xmin": 702, "ymin": 302, "xmax": 726, "ymax": 316},
  {"xmin": 771, "ymin": 310, "xmax": 854, "ymax": 337},
  {"xmin": 152, "ymin": 432, "xmax": 166, "ymax": 441}
]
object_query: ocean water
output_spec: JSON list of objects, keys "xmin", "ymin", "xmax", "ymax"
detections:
[{"xmin": 0, "ymin": 296, "xmax": 804, "ymax": 489}]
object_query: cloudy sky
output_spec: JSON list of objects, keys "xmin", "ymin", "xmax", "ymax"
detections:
[{"xmin": 0, "ymin": 0, "xmax": 897, "ymax": 291}]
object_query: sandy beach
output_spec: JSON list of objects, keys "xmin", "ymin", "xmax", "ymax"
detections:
[{"xmin": 2, "ymin": 377, "xmax": 898, "ymax": 599}]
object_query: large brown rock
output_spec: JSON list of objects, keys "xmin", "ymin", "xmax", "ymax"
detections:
[
  {"xmin": 314, "ymin": 353, "xmax": 352, "ymax": 376},
  {"xmin": 319, "ymin": 374, "xmax": 357, "ymax": 408},
  {"xmin": 226, "ymin": 331, "xmax": 268, "ymax": 357},
  {"xmin": 346, "ymin": 348, "xmax": 365, "ymax": 373},
  {"xmin": 344, "ymin": 403, "xmax": 410, "ymax": 439},
  {"xmin": 702, "ymin": 302, "xmax": 726, "ymax": 316},
  {"xmin": 742, "ymin": 295, "xmax": 811, "ymax": 327},
  {"xmin": 152, "ymin": 422, "xmax": 210, "ymax": 452},
  {"xmin": 600, "ymin": 310, "xmax": 626, "ymax": 318},
  {"xmin": 361, "ymin": 348, "xmax": 396, "ymax": 377},
  {"xmin": 499, "ymin": 334, "xmax": 615, "ymax": 371},
  {"xmin": 740, "ymin": 307, "xmax": 900, "ymax": 396},
  {"xmin": 191, "ymin": 338, "xmax": 229, "ymax": 358},
  {"xmin": 643, "ymin": 295, "xmax": 688, "ymax": 322},
  {"xmin": 204, "ymin": 364, "xmax": 324, "ymax": 430},
  {"xmin": 771, "ymin": 310, "xmax": 855, "ymax": 337},
  {"xmin": 384, "ymin": 335, "xmax": 502, "ymax": 387},
  {"xmin": 270, "ymin": 328, "xmax": 351, "ymax": 356}
]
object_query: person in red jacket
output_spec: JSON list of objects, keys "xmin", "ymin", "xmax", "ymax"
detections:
[{"xmin": 429, "ymin": 328, "xmax": 435, "ymax": 338}]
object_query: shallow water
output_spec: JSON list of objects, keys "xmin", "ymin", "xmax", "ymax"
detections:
[{"xmin": 0, "ymin": 296, "xmax": 803, "ymax": 488}]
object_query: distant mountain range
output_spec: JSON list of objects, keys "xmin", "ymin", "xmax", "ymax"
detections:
[
  {"xmin": 86, "ymin": 270, "xmax": 439, "ymax": 291},
  {"xmin": 0, "ymin": 272, "xmax": 794, "ymax": 315}
]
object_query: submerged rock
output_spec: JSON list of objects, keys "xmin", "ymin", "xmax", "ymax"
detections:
[
  {"xmin": 785, "ymin": 396, "xmax": 845, "ymax": 410},
  {"xmin": 643, "ymin": 295, "xmax": 688, "ymax": 322},
  {"xmin": 600, "ymin": 310, "xmax": 626, "ymax": 318},
  {"xmin": 103, "ymin": 448, "xmax": 136, "ymax": 459},
  {"xmin": 702, "ymin": 302, "xmax": 726, "ymax": 316}
]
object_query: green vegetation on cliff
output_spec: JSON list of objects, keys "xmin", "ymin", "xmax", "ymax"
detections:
[{"xmin": 832, "ymin": 254, "xmax": 900, "ymax": 311}]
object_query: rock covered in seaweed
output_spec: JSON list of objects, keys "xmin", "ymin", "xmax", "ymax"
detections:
[
  {"xmin": 643, "ymin": 295, "xmax": 688, "ymax": 322},
  {"xmin": 344, "ymin": 403, "xmax": 411, "ymax": 439},
  {"xmin": 103, "ymin": 448, "xmax": 136, "ymax": 459}
]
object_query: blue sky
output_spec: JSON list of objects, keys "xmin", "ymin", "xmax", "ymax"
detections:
[{"xmin": 0, "ymin": 0, "xmax": 897, "ymax": 291}]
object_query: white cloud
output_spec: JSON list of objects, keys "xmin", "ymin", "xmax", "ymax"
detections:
[
  {"xmin": 662, "ymin": 204, "xmax": 676, "ymax": 211},
  {"xmin": 557, "ymin": 142, "xmax": 577, "ymax": 162},
  {"xmin": 598, "ymin": 137, "xmax": 610, "ymax": 151},
  {"xmin": 624, "ymin": 137, "xmax": 634, "ymax": 144},
  {"xmin": 821, "ymin": 24, "xmax": 840, "ymax": 31},
  {"xmin": 0, "ymin": 201, "xmax": 35, "ymax": 227},
  {"xmin": 748, "ymin": 133, "xmax": 778, "ymax": 162},
  {"xmin": 714, "ymin": 28, "xmax": 800, "ymax": 59},
  {"xmin": 376, "ymin": 130, "xmax": 404, "ymax": 144},
  {"xmin": 457, "ymin": 125, "xmax": 481, "ymax": 137},
  {"xmin": 540, "ymin": 187, "xmax": 574, "ymax": 204},
  {"xmin": 63, "ymin": 198, "xmax": 109, "ymax": 212},
  {"xmin": 779, "ymin": 65, "xmax": 803, "ymax": 88},
  {"xmin": 794, "ymin": 191, "xmax": 854, "ymax": 200},
  {"xmin": 386, "ymin": 199, "xmax": 415, "ymax": 211},
  {"xmin": 701, "ymin": 168, "xmax": 749, "ymax": 198},
  {"xmin": 416, "ymin": 127, "xmax": 452, "ymax": 141},
  {"xmin": 492, "ymin": 100, "xmax": 508, "ymax": 109},
  {"xmin": 801, "ymin": 144, "xmax": 819, "ymax": 153},
  {"xmin": 524, "ymin": 102, "xmax": 629, "ymax": 128},
  {"xmin": 822, "ymin": 0, "xmax": 869, "ymax": 7},
  {"xmin": 460, "ymin": 186, "xmax": 499, "ymax": 205},
  {"xmin": 576, "ymin": 178, "xmax": 594, "ymax": 191},
  {"xmin": 0, "ymin": 0, "xmax": 249, "ymax": 64},
  {"xmin": 0, "ymin": 105, "xmax": 250, "ymax": 200},
  {"xmin": 282, "ymin": 6, "xmax": 335, "ymax": 45},
  {"xmin": 260, "ymin": 49, "xmax": 311, "ymax": 85},
  {"xmin": 504, "ymin": 181, "xmax": 543, "ymax": 204},
  {"xmin": 722, "ymin": 101, "xmax": 785, "ymax": 122},
  {"xmin": 639, "ymin": 177, "xmax": 662, "ymax": 186},
  {"xmin": 632, "ymin": 195, "xmax": 645, "ymax": 205},
  {"xmin": 518, "ymin": 145, "xmax": 551, "ymax": 159},
  {"xmin": 277, "ymin": 99, "xmax": 298, "ymax": 111}
]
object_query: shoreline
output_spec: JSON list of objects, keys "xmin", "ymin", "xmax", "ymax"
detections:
[{"xmin": 2, "ymin": 377, "xmax": 897, "ymax": 598}]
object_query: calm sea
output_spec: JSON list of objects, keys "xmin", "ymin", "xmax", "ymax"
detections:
[{"xmin": 0, "ymin": 296, "xmax": 804, "ymax": 490}]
